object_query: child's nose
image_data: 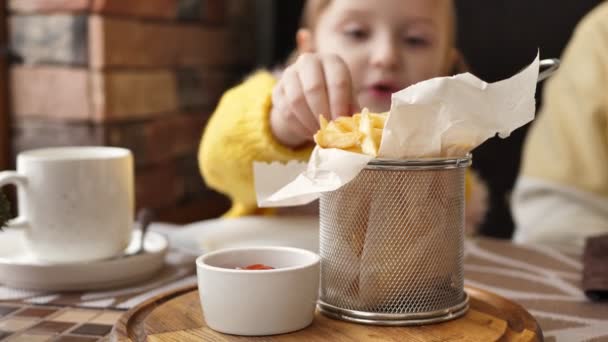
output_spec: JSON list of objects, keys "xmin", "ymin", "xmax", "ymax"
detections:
[{"xmin": 370, "ymin": 37, "xmax": 400, "ymax": 70}]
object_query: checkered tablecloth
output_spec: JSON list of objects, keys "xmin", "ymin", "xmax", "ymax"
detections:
[{"xmin": 0, "ymin": 223, "xmax": 196, "ymax": 341}]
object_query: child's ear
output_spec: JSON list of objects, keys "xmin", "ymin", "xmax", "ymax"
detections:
[{"xmin": 296, "ymin": 29, "xmax": 315, "ymax": 54}]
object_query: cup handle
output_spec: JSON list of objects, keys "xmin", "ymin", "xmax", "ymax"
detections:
[{"xmin": 0, "ymin": 171, "xmax": 28, "ymax": 229}]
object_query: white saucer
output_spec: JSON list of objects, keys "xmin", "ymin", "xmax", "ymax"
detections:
[
  {"xmin": 0, "ymin": 230, "xmax": 168, "ymax": 291},
  {"xmin": 169, "ymin": 216, "xmax": 319, "ymax": 256}
]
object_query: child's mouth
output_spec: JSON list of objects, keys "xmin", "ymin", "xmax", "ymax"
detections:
[{"xmin": 368, "ymin": 83, "xmax": 399, "ymax": 99}]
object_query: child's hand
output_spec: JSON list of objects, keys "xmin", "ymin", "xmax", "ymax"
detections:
[{"xmin": 270, "ymin": 53, "xmax": 359, "ymax": 148}]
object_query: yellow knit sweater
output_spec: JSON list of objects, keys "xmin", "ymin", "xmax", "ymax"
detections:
[{"xmin": 199, "ymin": 71, "xmax": 475, "ymax": 218}]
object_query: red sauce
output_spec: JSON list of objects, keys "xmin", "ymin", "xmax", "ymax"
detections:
[{"xmin": 239, "ymin": 263, "xmax": 275, "ymax": 270}]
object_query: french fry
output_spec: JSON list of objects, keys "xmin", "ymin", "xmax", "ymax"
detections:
[
  {"xmin": 314, "ymin": 108, "xmax": 387, "ymax": 157},
  {"xmin": 319, "ymin": 115, "xmax": 328, "ymax": 130},
  {"xmin": 370, "ymin": 113, "xmax": 386, "ymax": 128},
  {"xmin": 372, "ymin": 128, "xmax": 383, "ymax": 145},
  {"xmin": 335, "ymin": 116, "xmax": 357, "ymax": 132},
  {"xmin": 314, "ymin": 130, "xmax": 363, "ymax": 149},
  {"xmin": 359, "ymin": 111, "xmax": 379, "ymax": 157},
  {"xmin": 352, "ymin": 113, "xmax": 361, "ymax": 127},
  {"xmin": 325, "ymin": 121, "xmax": 343, "ymax": 133},
  {"xmin": 343, "ymin": 146, "xmax": 363, "ymax": 154}
]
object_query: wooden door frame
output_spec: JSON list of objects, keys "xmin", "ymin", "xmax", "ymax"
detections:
[{"xmin": 0, "ymin": 2, "xmax": 9, "ymax": 170}]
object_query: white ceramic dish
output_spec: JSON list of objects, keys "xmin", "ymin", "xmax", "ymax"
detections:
[
  {"xmin": 0, "ymin": 230, "xmax": 168, "ymax": 291},
  {"xmin": 169, "ymin": 216, "xmax": 319, "ymax": 255},
  {"xmin": 196, "ymin": 246, "xmax": 320, "ymax": 336}
]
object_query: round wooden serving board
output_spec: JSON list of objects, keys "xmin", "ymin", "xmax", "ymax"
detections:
[{"xmin": 111, "ymin": 285, "xmax": 542, "ymax": 341}]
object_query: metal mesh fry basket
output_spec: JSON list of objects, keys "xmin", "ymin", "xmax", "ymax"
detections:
[{"xmin": 318, "ymin": 156, "xmax": 471, "ymax": 326}]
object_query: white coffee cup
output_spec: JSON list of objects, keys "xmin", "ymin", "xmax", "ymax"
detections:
[{"xmin": 0, "ymin": 146, "xmax": 134, "ymax": 263}]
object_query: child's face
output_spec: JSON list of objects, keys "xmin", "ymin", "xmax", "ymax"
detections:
[{"xmin": 303, "ymin": 0, "xmax": 456, "ymax": 113}]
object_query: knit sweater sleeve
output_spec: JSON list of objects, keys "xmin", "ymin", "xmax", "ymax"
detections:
[{"xmin": 198, "ymin": 71, "xmax": 313, "ymax": 217}]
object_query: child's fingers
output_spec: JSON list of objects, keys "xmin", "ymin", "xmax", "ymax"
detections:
[
  {"xmin": 272, "ymin": 85, "xmax": 313, "ymax": 142},
  {"xmin": 271, "ymin": 84, "xmax": 290, "ymax": 121},
  {"xmin": 297, "ymin": 55, "xmax": 331, "ymax": 121},
  {"xmin": 350, "ymin": 88, "xmax": 361, "ymax": 113},
  {"xmin": 287, "ymin": 111, "xmax": 315, "ymax": 141},
  {"xmin": 321, "ymin": 55, "xmax": 354, "ymax": 119},
  {"xmin": 282, "ymin": 69, "xmax": 318, "ymax": 135}
]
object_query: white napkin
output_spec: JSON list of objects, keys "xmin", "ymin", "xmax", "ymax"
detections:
[{"xmin": 254, "ymin": 53, "xmax": 540, "ymax": 207}]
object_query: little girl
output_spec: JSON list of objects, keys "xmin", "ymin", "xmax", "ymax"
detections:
[{"xmin": 199, "ymin": 0, "xmax": 487, "ymax": 232}]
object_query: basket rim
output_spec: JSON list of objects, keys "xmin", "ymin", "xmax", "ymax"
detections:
[{"xmin": 366, "ymin": 154, "xmax": 471, "ymax": 170}]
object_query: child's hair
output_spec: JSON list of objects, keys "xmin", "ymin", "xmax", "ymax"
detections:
[
  {"xmin": 301, "ymin": 0, "xmax": 457, "ymax": 36},
  {"xmin": 283, "ymin": 0, "xmax": 330, "ymax": 65},
  {"xmin": 300, "ymin": 0, "xmax": 331, "ymax": 31}
]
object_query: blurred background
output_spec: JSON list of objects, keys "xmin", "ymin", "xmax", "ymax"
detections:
[{"xmin": 0, "ymin": 0, "xmax": 603, "ymax": 236}]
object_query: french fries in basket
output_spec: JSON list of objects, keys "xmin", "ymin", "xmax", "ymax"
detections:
[{"xmin": 314, "ymin": 109, "xmax": 387, "ymax": 157}]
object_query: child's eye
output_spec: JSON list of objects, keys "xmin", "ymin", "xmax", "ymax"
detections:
[
  {"xmin": 343, "ymin": 27, "xmax": 369, "ymax": 40},
  {"xmin": 403, "ymin": 36, "xmax": 429, "ymax": 48}
]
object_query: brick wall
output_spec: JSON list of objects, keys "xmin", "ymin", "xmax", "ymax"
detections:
[{"xmin": 7, "ymin": 0, "xmax": 256, "ymax": 222}]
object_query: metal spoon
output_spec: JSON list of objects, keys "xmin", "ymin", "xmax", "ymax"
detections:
[{"xmin": 124, "ymin": 208, "xmax": 155, "ymax": 257}]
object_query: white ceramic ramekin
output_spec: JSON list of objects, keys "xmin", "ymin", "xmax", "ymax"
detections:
[{"xmin": 196, "ymin": 246, "xmax": 320, "ymax": 336}]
